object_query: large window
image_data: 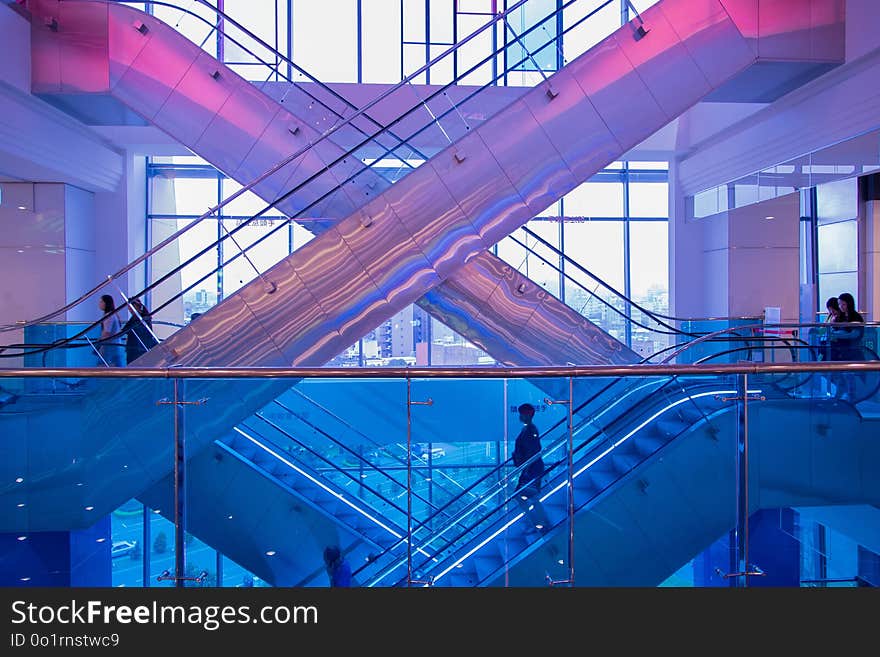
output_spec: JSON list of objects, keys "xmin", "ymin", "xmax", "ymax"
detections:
[
  {"xmin": 497, "ymin": 162, "xmax": 670, "ymax": 359},
  {"xmin": 146, "ymin": 158, "xmax": 668, "ymax": 363},
  {"xmin": 142, "ymin": 0, "xmax": 644, "ymax": 87}
]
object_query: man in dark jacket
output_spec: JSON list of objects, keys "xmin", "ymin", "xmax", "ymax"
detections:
[
  {"xmin": 512, "ymin": 403, "xmax": 549, "ymax": 534},
  {"xmin": 513, "ymin": 403, "xmax": 544, "ymax": 496}
]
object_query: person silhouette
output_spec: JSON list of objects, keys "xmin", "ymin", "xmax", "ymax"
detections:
[
  {"xmin": 323, "ymin": 545, "xmax": 352, "ymax": 587},
  {"xmin": 512, "ymin": 403, "xmax": 550, "ymax": 535}
]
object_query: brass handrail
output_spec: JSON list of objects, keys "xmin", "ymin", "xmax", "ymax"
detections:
[{"xmin": 1, "ymin": 360, "xmax": 878, "ymax": 379}]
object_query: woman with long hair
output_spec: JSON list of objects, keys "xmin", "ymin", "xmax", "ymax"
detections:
[
  {"xmin": 830, "ymin": 292, "xmax": 866, "ymax": 401},
  {"xmin": 97, "ymin": 294, "xmax": 124, "ymax": 366}
]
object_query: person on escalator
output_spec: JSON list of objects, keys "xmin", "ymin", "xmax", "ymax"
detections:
[
  {"xmin": 512, "ymin": 403, "xmax": 549, "ymax": 535},
  {"xmin": 323, "ymin": 545, "xmax": 352, "ymax": 587},
  {"xmin": 96, "ymin": 294, "xmax": 125, "ymax": 367},
  {"xmin": 122, "ymin": 298, "xmax": 158, "ymax": 365}
]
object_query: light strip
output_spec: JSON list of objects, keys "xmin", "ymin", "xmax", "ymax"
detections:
[
  {"xmin": 233, "ymin": 427, "xmax": 408, "ymax": 543},
  {"xmin": 432, "ymin": 388, "xmax": 759, "ymax": 583}
]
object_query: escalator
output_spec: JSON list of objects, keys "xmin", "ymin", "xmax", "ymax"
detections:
[
  {"xmin": 1, "ymin": 0, "xmax": 848, "ymax": 554},
  {"xmin": 355, "ymin": 357, "xmax": 880, "ymax": 586},
  {"xmin": 18, "ymin": 0, "xmax": 845, "ymax": 374},
  {"xmin": 128, "ymin": 339, "xmax": 880, "ymax": 586}
]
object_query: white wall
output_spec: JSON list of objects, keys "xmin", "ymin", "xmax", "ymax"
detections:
[
  {"xmin": 0, "ymin": 181, "xmax": 90, "ymax": 368},
  {"xmin": 669, "ymin": 165, "xmax": 707, "ymax": 319},
  {"xmin": 64, "ymin": 185, "xmax": 96, "ymax": 323},
  {"xmin": 671, "ymin": 184, "xmax": 800, "ymax": 323},
  {"xmin": 727, "ymin": 194, "xmax": 801, "ymax": 321}
]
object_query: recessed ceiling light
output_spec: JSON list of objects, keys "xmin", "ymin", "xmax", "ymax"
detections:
[
  {"xmin": 84, "ymin": 506, "xmax": 94, "ymax": 511},
  {"xmin": 227, "ymin": 515, "xmax": 233, "ymax": 520},
  {"xmin": 765, "ymin": 215, "xmax": 775, "ymax": 220},
  {"xmin": 266, "ymin": 550, "xmax": 276, "ymax": 556},
  {"xmin": 96, "ymin": 537, "xmax": 106, "ymax": 543},
  {"xmin": 558, "ymin": 559, "xmax": 564, "ymax": 565},
  {"xmin": 17, "ymin": 536, "xmax": 27, "ymax": 541},
  {"xmin": 20, "ymin": 577, "xmax": 31, "ymax": 582},
  {"xmin": 16, "ymin": 503, "xmax": 25, "ymax": 508},
  {"xmin": 15, "ymin": 477, "xmax": 23, "ymax": 483},
  {"xmin": 17, "ymin": 205, "xmax": 27, "ymax": 211}
]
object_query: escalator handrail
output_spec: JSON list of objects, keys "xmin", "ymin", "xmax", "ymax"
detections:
[
  {"xmin": 283, "ymin": 388, "xmax": 475, "ymax": 499},
  {"xmin": 384, "ymin": 374, "xmax": 700, "ymax": 584},
  {"xmin": 517, "ymin": 226, "xmax": 761, "ymax": 329},
  {"xmin": 661, "ymin": 320, "xmax": 880, "ymax": 364},
  {"xmin": 137, "ymin": 0, "xmax": 427, "ymax": 164},
  {"xmin": 3, "ymin": 0, "xmax": 611, "ymax": 341},
  {"xmin": 268, "ymin": 397, "xmax": 467, "ymax": 518}
]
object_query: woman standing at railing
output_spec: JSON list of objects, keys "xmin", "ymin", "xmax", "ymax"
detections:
[
  {"xmin": 830, "ymin": 292, "xmax": 866, "ymax": 401},
  {"xmin": 96, "ymin": 294, "xmax": 124, "ymax": 367}
]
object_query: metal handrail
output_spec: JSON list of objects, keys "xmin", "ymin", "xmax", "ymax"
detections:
[
  {"xmin": 3, "ymin": 0, "xmax": 613, "ymax": 345},
  {"xmin": 515, "ymin": 226, "xmax": 762, "ymax": 326},
  {"xmin": 661, "ymin": 320, "xmax": 880, "ymax": 364},
  {"xmin": 135, "ymin": 0, "xmax": 427, "ymax": 163},
  {"xmin": 2, "ymin": 360, "xmax": 879, "ymax": 379},
  {"xmin": 280, "ymin": 388, "xmax": 472, "ymax": 498}
]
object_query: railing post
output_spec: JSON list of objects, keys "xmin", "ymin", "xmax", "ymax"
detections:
[
  {"xmin": 735, "ymin": 372, "xmax": 749, "ymax": 588},
  {"xmin": 406, "ymin": 377, "xmax": 433, "ymax": 587},
  {"xmin": 544, "ymin": 378, "xmax": 575, "ymax": 587},
  {"xmin": 173, "ymin": 377, "xmax": 186, "ymax": 588}
]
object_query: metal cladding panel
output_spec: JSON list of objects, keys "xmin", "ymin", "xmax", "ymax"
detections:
[
  {"xmin": 314, "ymin": 135, "xmax": 387, "ymax": 191},
  {"xmin": 110, "ymin": 21, "xmax": 198, "ymax": 121},
  {"xmin": 279, "ymin": 159, "xmax": 358, "ymax": 220},
  {"xmin": 285, "ymin": 139, "xmax": 371, "ymax": 219},
  {"xmin": 336, "ymin": 204, "xmax": 442, "ymax": 301},
  {"xmin": 809, "ymin": 0, "xmax": 845, "ymax": 61},
  {"xmin": 30, "ymin": 13, "xmax": 63, "ymax": 94},
  {"xmin": 662, "ymin": 1, "xmax": 757, "ymax": 88},
  {"xmin": 288, "ymin": 226, "xmax": 394, "ymax": 342},
  {"xmin": 193, "ymin": 73, "xmax": 282, "ymax": 177},
  {"xmin": 514, "ymin": 295, "xmax": 597, "ymax": 367},
  {"xmin": 107, "ymin": 2, "xmax": 153, "ymax": 87},
  {"xmin": 426, "ymin": 131, "xmax": 532, "ymax": 249},
  {"xmin": 717, "ymin": 0, "xmax": 759, "ymax": 41},
  {"xmin": 230, "ymin": 258, "xmax": 328, "ymax": 366},
  {"xmin": 439, "ymin": 252, "xmax": 640, "ymax": 367},
  {"xmin": 748, "ymin": 0, "xmax": 845, "ymax": 62},
  {"xmin": 478, "ymin": 98, "xmax": 577, "ymax": 216},
  {"xmin": 152, "ymin": 50, "xmax": 237, "ymax": 149},
  {"xmin": 174, "ymin": 294, "xmax": 288, "ymax": 367},
  {"xmin": 521, "ymin": 66, "xmax": 621, "ymax": 185},
  {"xmin": 232, "ymin": 106, "xmax": 313, "ymax": 203},
  {"xmin": 443, "ymin": 248, "xmax": 505, "ymax": 306},
  {"xmin": 558, "ymin": 311, "xmax": 639, "ymax": 367},
  {"xmin": 356, "ymin": 82, "xmax": 454, "ymax": 155},
  {"xmin": 565, "ymin": 36, "xmax": 671, "ymax": 151},
  {"xmin": 612, "ymin": 5, "xmax": 713, "ymax": 120},
  {"xmin": 416, "ymin": 289, "xmax": 526, "ymax": 366},
  {"xmin": 383, "ymin": 166, "xmax": 487, "ymax": 280},
  {"xmin": 418, "ymin": 88, "xmax": 474, "ymax": 146},
  {"xmin": 756, "ymin": 0, "xmax": 812, "ymax": 60},
  {"xmin": 57, "ymin": 0, "xmax": 109, "ymax": 93}
]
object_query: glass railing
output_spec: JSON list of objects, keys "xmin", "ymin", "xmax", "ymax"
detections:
[
  {"xmin": 5, "ymin": 358, "xmax": 877, "ymax": 587},
  {"xmin": 2, "ymin": 0, "xmax": 625, "ymax": 363},
  {"xmin": 498, "ymin": 225, "xmax": 765, "ymax": 361}
]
